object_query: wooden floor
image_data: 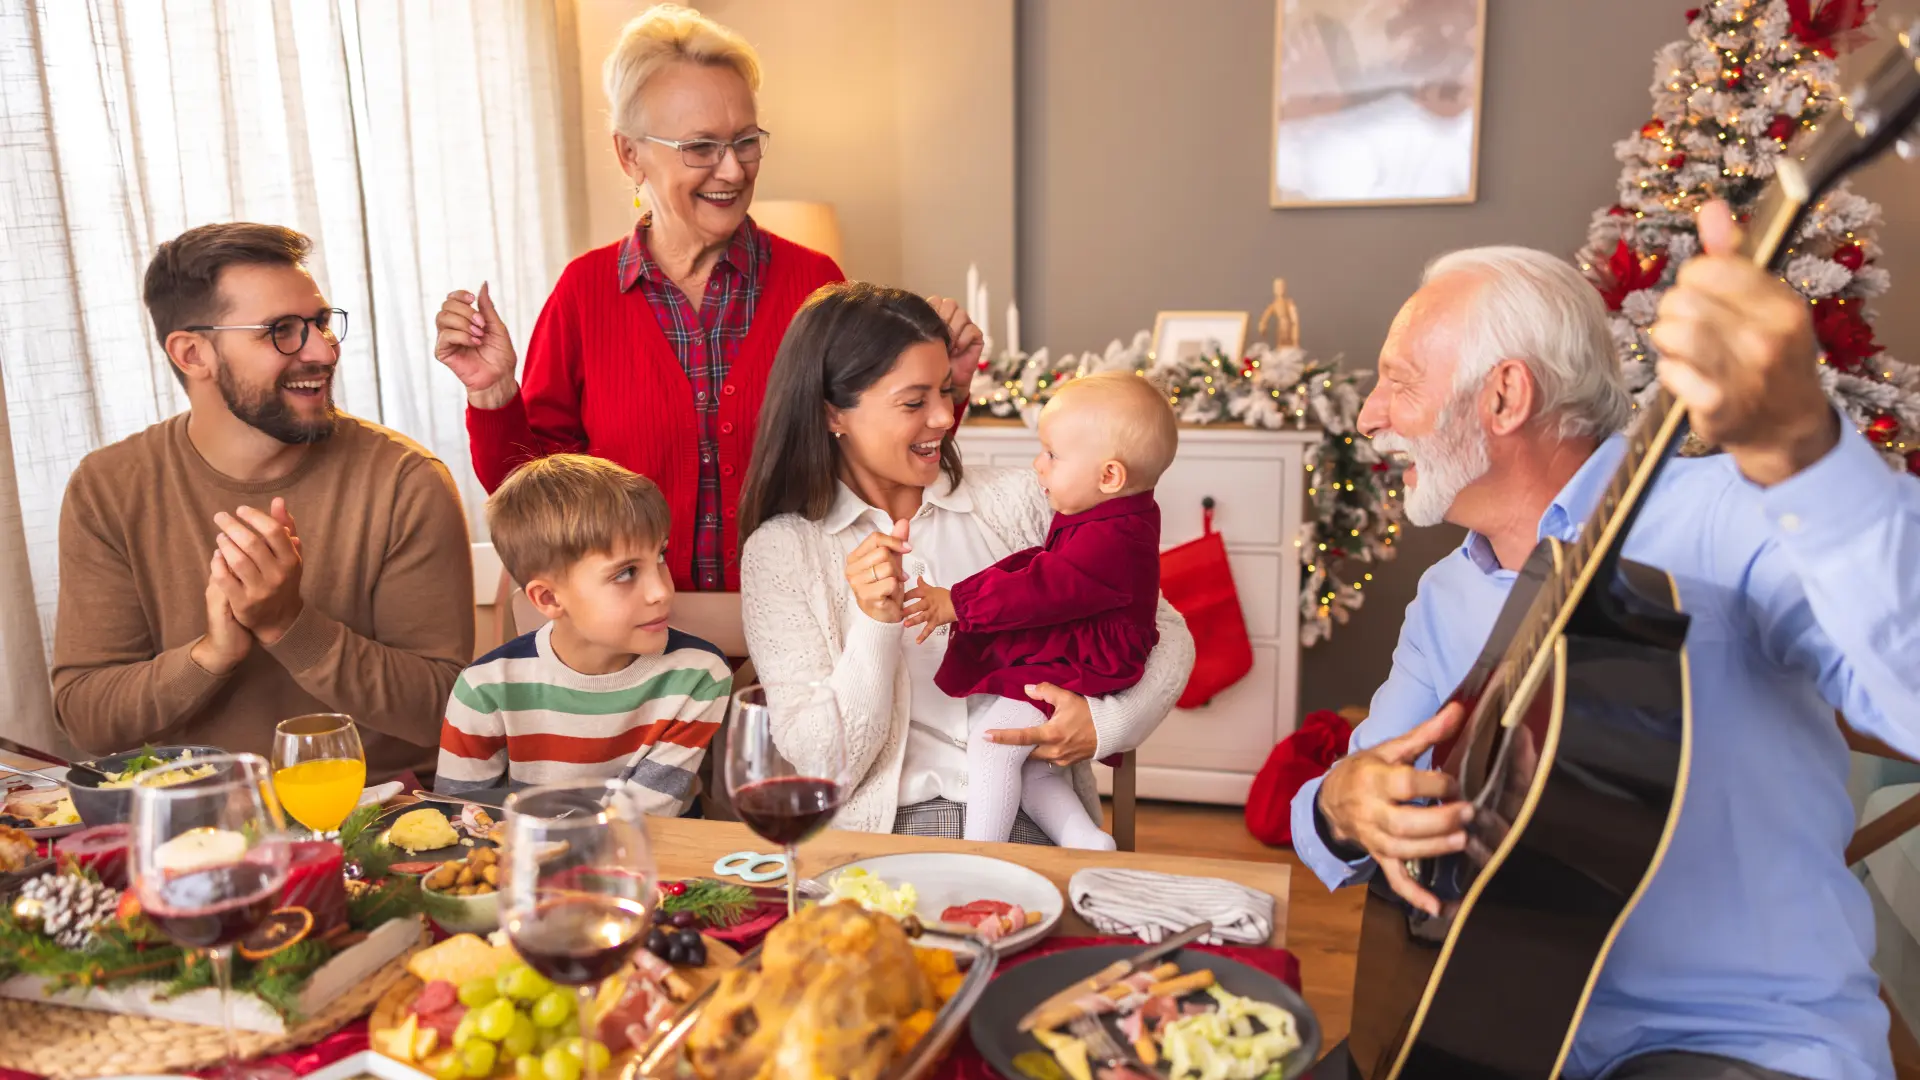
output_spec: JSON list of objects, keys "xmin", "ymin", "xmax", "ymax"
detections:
[{"xmin": 1102, "ymin": 798, "xmax": 1364, "ymax": 1048}]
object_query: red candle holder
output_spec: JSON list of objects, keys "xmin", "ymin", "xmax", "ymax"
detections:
[{"xmin": 280, "ymin": 840, "xmax": 348, "ymax": 935}]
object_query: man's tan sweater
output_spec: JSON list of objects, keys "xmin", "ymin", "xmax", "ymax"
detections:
[{"xmin": 52, "ymin": 414, "xmax": 474, "ymax": 781}]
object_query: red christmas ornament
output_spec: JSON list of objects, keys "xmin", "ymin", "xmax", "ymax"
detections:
[
  {"xmin": 1867, "ymin": 414, "xmax": 1900, "ymax": 444},
  {"xmin": 1811, "ymin": 297, "xmax": 1883, "ymax": 373},
  {"xmin": 1766, "ymin": 114, "xmax": 1795, "ymax": 141},
  {"xmin": 1685, "ymin": 7, "xmax": 1701, "ymax": 20},
  {"xmin": 1596, "ymin": 240, "xmax": 1671, "ymax": 312},
  {"xmin": 1329, "ymin": 547, "xmax": 1347, "ymax": 559},
  {"xmin": 1371, "ymin": 462, "xmax": 1390, "ymax": 473},
  {"xmin": 1723, "ymin": 66, "xmax": 1745, "ymax": 87},
  {"xmin": 1906, "ymin": 449, "xmax": 1920, "ymax": 476},
  {"xmin": 1640, "ymin": 118, "xmax": 1665, "ymax": 139},
  {"xmin": 1834, "ymin": 243, "xmax": 1866, "ymax": 271},
  {"xmin": 1665, "ymin": 153, "xmax": 1688, "ymax": 169},
  {"xmin": 977, "ymin": 358, "xmax": 989, "ymax": 371},
  {"xmin": 1608, "ymin": 205, "xmax": 1633, "ymax": 217},
  {"xmin": 664, "ymin": 881, "xmax": 688, "ymax": 897}
]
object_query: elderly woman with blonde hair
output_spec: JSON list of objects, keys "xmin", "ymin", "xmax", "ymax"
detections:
[{"xmin": 434, "ymin": 4, "xmax": 983, "ymax": 592}]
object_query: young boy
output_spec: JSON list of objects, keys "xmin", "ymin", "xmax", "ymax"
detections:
[{"xmin": 434, "ymin": 455, "xmax": 730, "ymax": 815}]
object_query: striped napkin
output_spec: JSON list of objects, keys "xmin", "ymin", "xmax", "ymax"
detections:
[{"xmin": 1067, "ymin": 867, "xmax": 1275, "ymax": 946}]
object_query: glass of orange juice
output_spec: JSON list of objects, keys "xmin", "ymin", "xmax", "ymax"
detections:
[{"xmin": 271, "ymin": 714, "xmax": 366, "ymax": 836}]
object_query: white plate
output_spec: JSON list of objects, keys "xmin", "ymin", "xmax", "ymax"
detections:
[
  {"xmin": 302, "ymin": 1050, "xmax": 433, "ymax": 1080},
  {"xmin": 818, "ymin": 852, "xmax": 1063, "ymax": 956}
]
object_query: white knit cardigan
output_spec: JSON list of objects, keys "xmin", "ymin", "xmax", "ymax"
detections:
[{"xmin": 740, "ymin": 465, "xmax": 1195, "ymax": 835}]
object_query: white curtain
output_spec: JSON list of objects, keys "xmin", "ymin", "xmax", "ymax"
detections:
[{"xmin": 0, "ymin": 0, "xmax": 575, "ymax": 745}]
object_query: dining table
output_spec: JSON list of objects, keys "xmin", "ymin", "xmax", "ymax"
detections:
[{"xmin": 1, "ymin": 776, "xmax": 1304, "ymax": 1080}]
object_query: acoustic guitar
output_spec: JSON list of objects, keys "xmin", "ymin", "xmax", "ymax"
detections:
[{"xmin": 1343, "ymin": 26, "xmax": 1920, "ymax": 1080}]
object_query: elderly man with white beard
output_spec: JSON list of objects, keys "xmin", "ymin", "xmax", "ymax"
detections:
[{"xmin": 1292, "ymin": 202, "xmax": 1920, "ymax": 1080}]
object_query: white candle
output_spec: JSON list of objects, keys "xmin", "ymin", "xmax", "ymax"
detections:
[
  {"xmin": 966, "ymin": 264, "xmax": 980, "ymax": 324},
  {"xmin": 1006, "ymin": 300, "xmax": 1021, "ymax": 356},
  {"xmin": 977, "ymin": 285, "xmax": 989, "ymax": 342}
]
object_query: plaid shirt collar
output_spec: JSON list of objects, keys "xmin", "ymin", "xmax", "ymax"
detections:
[{"xmin": 617, "ymin": 214, "xmax": 761, "ymax": 294}]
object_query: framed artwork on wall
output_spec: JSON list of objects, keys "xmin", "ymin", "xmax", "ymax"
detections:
[
  {"xmin": 1270, "ymin": 0, "xmax": 1486, "ymax": 208},
  {"xmin": 1150, "ymin": 310, "xmax": 1249, "ymax": 366}
]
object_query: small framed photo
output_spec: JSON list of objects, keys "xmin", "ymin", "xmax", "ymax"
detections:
[
  {"xmin": 1150, "ymin": 311, "xmax": 1249, "ymax": 365},
  {"xmin": 1270, "ymin": 0, "xmax": 1486, "ymax": 207}
]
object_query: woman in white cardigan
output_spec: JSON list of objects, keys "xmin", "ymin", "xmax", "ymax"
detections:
[{"xmin": 737, "ymin": 282, "xmax": 1193, "ymax": 842}]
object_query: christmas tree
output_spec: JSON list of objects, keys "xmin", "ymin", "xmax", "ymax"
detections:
[{"xmin": 1576, "ymin": 0, "xmax": 1920, "ymax": 475}]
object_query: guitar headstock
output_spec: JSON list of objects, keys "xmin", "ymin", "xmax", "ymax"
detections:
[{"xmin": 1740, "ymin": 22, "xmax": 1920, "ymax": 270}]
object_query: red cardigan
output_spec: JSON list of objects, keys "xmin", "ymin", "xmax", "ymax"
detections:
[{"xmin": 466, "ymin": 233, "xmax": 843, "ymax": 590}]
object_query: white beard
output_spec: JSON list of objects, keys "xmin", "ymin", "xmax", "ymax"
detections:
[{"xmin": 1373, "ymin": 394, "xmax": 1490, "ymax": 527}]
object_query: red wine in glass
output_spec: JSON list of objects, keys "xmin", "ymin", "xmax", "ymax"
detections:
[
  {"xmin": 145, "ymin": 861, "xmax": 283, "ymax": 949},
  {"xmin": 724, "ymin": 683, "xmax": 851, "ymax": 913},
  {"xmin": 732, "ymin": 777, "xmax": 842, "ymax": 846},
  {"xmin": 512, "ymin": 895, "xmax": 650, "ymax": 985}
]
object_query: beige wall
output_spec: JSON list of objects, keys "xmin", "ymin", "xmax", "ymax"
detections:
[
  {"xmin": 569, "ymin": 0, "xmax": 1015, "ymax": 306},
  {"xmin": 1018, "ymin": 0, "xmax": 1920, "ymax": 716}
]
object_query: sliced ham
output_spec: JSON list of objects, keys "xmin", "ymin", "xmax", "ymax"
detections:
[
  {"xmin": 413, "ymin": 1004, "xmax": 466, "ymax": 1040},
  {"xmin": 412, "ymin": 980, "xmax": 458, "ymax": 1016}
]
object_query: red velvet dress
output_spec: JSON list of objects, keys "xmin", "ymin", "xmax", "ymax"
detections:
[{"xmin": 934, "ymin": 492, "xmax": 1162, "ymax": 715}]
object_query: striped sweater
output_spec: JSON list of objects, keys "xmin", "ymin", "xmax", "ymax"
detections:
[{"xmin": 434, "ymin": 625, "xmax": 731, "ymax": 816}]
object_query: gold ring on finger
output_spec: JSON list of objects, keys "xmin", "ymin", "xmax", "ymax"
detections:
[{"xmin": 871, "ymin": 564, "xmax": 880, "ymax": 583}]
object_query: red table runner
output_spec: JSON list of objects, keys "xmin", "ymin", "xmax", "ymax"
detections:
[{"xmin": 0, "ymin": 938, "xmax": 1300, "ymax": 1080}]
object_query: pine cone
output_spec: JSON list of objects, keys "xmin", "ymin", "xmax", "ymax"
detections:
[{"xmin": 21, "ymin": 872, "xmax": 122, "ymax": 948}]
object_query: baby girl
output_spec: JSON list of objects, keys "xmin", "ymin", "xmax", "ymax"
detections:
[{"xmin": 905, "ymin": 371, "xmax": 1176, "ymax": 849}]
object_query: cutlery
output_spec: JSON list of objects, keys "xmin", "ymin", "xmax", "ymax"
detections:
[
  {"xmin": 0, "ymin": 736, "xmax": 110, "ymax": 784},
  {"xmin": 1018, "ymin": 920, "xmax": 1212, "ymax": 1032}
]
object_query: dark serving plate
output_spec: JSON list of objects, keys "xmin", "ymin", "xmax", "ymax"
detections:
[
  {"xmin": 968, "ymin": 945, "xmax": 1320, "ymax": 1080},
  {"xmin": 64, "ymin": 745, "xmax": 229, "ymax": 828},
  {"xmin": 374, "ymin": 796, "xmax": 499, "ymax": 869}
]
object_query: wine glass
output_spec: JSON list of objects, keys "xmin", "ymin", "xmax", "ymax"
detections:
[
  {"xmin": 724, "ymin": 682, "xmax": 849, "ymax": 914},
  {"xmin": 270, "ymin": 713, "xmax": 365, "ymax": 836},
  {"xmin": 501, "ymin": 780, "xmax": 657, "ymax": 1080},
  {"xmin": 130, "ymin": 752, "xmax": 294, "ymax": 1080}
]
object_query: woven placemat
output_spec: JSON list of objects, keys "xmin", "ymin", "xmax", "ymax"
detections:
[{"xmin": 0, "ymin": 931, "xmax": 427, "ymax": 1079}]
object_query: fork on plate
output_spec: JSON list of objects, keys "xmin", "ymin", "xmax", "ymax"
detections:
[{"xmin": 1069, "ymin": 1013, "xmax": 1154, "ymax": 1074}]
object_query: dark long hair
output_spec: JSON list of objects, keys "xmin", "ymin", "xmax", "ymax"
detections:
[{"xmin": 740, "ymin": 282, "xmax": 961, "ymax": 538}]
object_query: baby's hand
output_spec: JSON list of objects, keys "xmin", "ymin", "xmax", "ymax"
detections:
[{"xmin": 903, "ymin": 584, "xmax": 956, "ymax": 644}]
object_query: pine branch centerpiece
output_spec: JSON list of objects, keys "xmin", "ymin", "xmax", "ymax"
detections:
[
  {"xmin": 0, "ymin": 803, "xmax": 428, "ymax": 1030},
  {"xmin": 968, "ymin": 333, "xmax": 1407, "ymax": 646}
]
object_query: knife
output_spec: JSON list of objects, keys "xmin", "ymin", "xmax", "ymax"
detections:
[
  {"xmin": 1017, "ymin": 920, "xmax": 1213, "ymax": 1032},
  {"xmin": 0, "ymin": 736, "xmax": 110, "ymax": 784}
]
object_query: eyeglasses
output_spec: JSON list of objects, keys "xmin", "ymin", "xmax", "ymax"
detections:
[
  {"xmin": 641, "ymin": 130, "xmax": 771, "ymax": 169},
  {"xmin": 186, "ymin": 308, "xmax": 348, "ymax": 356}
]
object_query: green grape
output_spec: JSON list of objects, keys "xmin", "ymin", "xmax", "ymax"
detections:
[
  {"xmin": 494, "ymin": 964, "xmax": 527, "ymax": 999},
  {"xmin": 460, "ymin": 1040, "xmax": 498, "ymax": 1080},
  {"xmin": 459, "ymin": 977, "xmax": 500, "ymax": 1009},
  {"xmin": 504, "ymin": 965, "xmax": 554, "ymax": 1002},
  {"xmin": 557, "ymin": 1038, "xmax": 610, "ymax": 1072},
  {"xmin": 536, "ymin": 1026, "xmax": 566, "ymax": 1053},
  {"xmin": 514, "ymin": 1055, "xmax": 545, "ymax": 1080},
  {"xmin": 452, "ymin": 1012, "xmax": 480, "ymax": 1048},
  {"xmin": 476, "ymin": 998, "xmax": 518, "ymax": 1042},
  {"xmin": 541, "ymin": 1046, "xmax": 582, "ymax": 1080},
  {"xmin": 502, "ymin": 1013, "xmax": 538, "ymax": 1059},
  {"xmin": 430, "ymin": 1053, "xmax": 467, "ymax": 1080},
  {"xmin": 530, "ymin": 990, "xmax": 574, "ymax": 1029}
]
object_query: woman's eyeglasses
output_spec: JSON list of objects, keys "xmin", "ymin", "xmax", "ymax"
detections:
[
  {"xmin": 186, "ymin": 308, "xmax": 348, "ymax": 356},
  {"xmin": 641, "ymin": 130, "xmax": 771, "ymax": 169}
]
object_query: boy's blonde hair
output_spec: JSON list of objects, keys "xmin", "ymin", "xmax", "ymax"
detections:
[
  {"xmin": 1045, "ymin": 371, "xmax": 1179, "ymax": 491},
  {"xmin": 604, "ymin": 4, "xmax": 763, "ymax": 138},
  {"xmin": 488, "ymin": 455, "xmax": 670, "ymax": 584}
]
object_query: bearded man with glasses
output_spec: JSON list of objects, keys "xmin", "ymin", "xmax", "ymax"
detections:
[{"xmin": 50, "ymin": 222, "xmax": 474, "ymax": 784}]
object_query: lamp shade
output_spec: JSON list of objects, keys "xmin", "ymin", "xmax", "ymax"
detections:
[{"xmin": 751, "ymin": 200, "xmax": 843, "ymax": 265}]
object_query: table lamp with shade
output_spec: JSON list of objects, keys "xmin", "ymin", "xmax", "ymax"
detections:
[{"xmin": 750, "ymin": 199, "xmax": 843, "ymax": 266}]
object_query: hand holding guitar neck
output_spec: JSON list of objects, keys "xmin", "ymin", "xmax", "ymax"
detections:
[
  {"xmin": 1649, "ymin": 200, "xmax": 1840, "ymax": 487},
  {"xmin": 1317, "ymin": 702, "xmax": 1470, "ymax": 917}
]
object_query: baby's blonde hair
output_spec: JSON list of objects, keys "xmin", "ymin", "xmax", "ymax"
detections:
[
  {"xmin": 1043, "ymin": 372, "xmax": 1179, "ymax": 492},
  {"xmin": 603, "ymin": 4, "xmax": 763, "ymax": 138}
]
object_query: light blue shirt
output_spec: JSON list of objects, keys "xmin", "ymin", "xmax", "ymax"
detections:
[{"xmin": 1292, "ymin": 420, "xmax": 1920, "ymax": 1080}]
